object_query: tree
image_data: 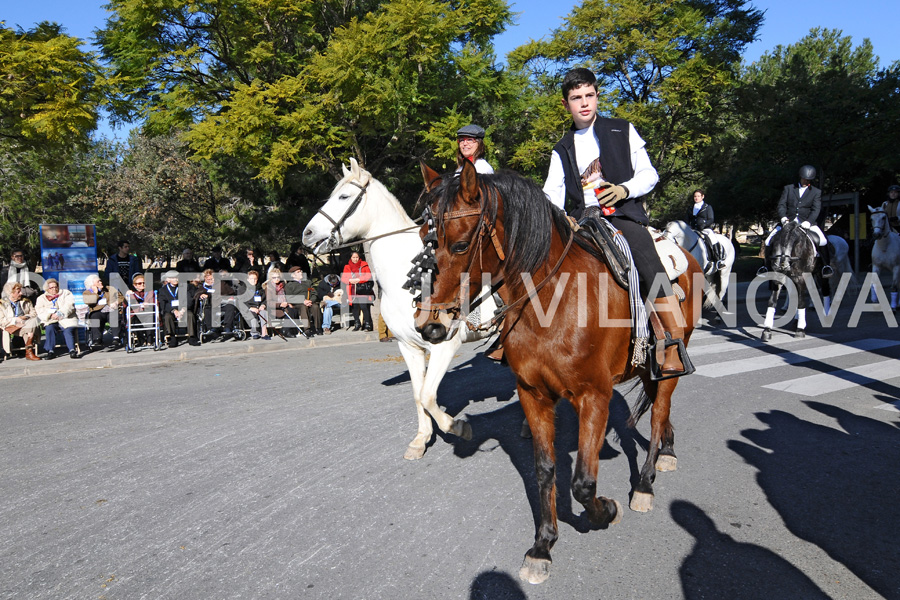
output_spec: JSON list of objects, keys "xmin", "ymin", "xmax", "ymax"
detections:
[
  {"xmin": 99, "ymin": 0, "xmax": 515, "ymax": 210},
  {"xmin": 0, "ymin": 22, "xmax": 102, "ymax": 147},
  {"xmin": 0, "ymin": 22, "xmax": 107, "ymax": 259}
]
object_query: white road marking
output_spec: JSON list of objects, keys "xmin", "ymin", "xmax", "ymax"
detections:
[
  {"xmin": 694, "ymin": 339, "xmax": 900, "ymax": 378},
  {"xmin": 763, "ymin": 359, "xmax": 900, "ymax": 397}
]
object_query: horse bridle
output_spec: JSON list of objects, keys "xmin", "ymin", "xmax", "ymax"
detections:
[
  {"xmin": 315, "ymin": 179, "xmax": 370, "ymax": 249},
  {"xmin": 870, "ymin": 207, "xmax": 888, "ymax": 239},
  {"xmin": 416, "ymin": 202, "xmax": 574, "ymax": 334}
]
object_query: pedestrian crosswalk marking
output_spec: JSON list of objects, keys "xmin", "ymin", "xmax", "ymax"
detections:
[
  {"xmin": 763, "ymin": 359, "xmax": 900, "ymax": 397},
  {"xmin": 694, "ymin": 339, "xmax": 900, "ymax": 378},
  {"xmin": 688, "ymin": 334, "xmax": 818, "ymax": 358}
]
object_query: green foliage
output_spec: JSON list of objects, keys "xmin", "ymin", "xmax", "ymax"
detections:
[{"xmin": 0, "ymin": 21, "xmax": 103, "ymax": 147}]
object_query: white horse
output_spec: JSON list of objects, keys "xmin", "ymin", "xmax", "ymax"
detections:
[
  {"xmin": 868, "ymin": 203, "xmax": 900, "ymax": 310},
  {"xmin": 663, "ymin": 221, "xmax": 735, "ymax": 309},
  {"xmin": 302, "ymin": 159, "xmax": 496, "ymax": 460}
]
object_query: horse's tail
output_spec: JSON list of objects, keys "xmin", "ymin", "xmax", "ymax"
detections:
[{"xmin": 626, "ymin": 382, "xmax": 652, "ymax": 429}]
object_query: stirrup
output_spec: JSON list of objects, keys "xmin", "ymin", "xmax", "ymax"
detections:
[
  {"xmin": 822, "ymin": 265, "xmax": 834, "ymax": 279},
  {"xmin": 650, "ymin": 335, "xmax": 695, "ymax": 381}
]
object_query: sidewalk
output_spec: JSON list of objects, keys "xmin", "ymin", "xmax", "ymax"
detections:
[{"xmin": 0, "ymin": 327, "xmax": 385, "ymax": 380}]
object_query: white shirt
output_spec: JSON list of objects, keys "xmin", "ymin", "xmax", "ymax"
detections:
[
  {"xmin": 456, "ymin": 158, "xmax": 494, "ymax": 175},
  {"xmin": 543, "ymin": 121, "xmax": 659, "ymax": 212}
]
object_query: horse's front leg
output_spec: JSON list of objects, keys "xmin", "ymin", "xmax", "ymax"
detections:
[
  {"xmin": 569, "ymin": 388, "xmax": 624, "ymax": 522},
  {"xmin": 794, "ymin": 277, "xmax": 809, "ymax": 338},
  {"xmin": 418, "ymin": 337, "xmax": 472, "ymax": 441},
  {"xmin": 762, "ymin": 281, "xmax": 783, "ymax": 341},
  {"xmin": 517, "ymin": 386, "xmax": 559, "ymax": 585},
  {"xmin": 891, "ymin": 266, "xmax": 900, "ymax": 310},
  {"xmin": 870, "ymin": 264, "xmax": 882, "ymax": 303},
  {"xmin": 397, "ymin": 342, "xmax": 433, "ymax": 460}
]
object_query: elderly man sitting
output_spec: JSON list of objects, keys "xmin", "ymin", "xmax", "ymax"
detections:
[
  {"xmin": 0, "ymin": 281, "xmax": 42, "ymax": 361},
  {"xmin": 82, "ymin": 273, "xmax": 125, "ymax": 351},
  {"xmin": 36, "ymin": 278, "xmax": 80, "ymax": 359},
  {"xmin": 157, "ymin": 270, "xmax": 200, "ymax": 347}
]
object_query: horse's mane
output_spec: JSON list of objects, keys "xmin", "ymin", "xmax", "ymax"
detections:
[{"xmin": 429, "ymin": 169, "xmax": 601, "ymax": 275}]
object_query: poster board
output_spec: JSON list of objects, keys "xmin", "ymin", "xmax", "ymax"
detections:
[{"xmin": 40, "ymin": 224, "xmax": 98, "ymax": 305}]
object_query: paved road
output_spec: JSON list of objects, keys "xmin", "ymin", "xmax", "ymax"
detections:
[{"xmin": 1, "ymin": 302, "xmax": 897, "ymax": 599}]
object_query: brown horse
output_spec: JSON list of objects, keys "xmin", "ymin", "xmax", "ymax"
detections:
[{"xmin": 414, "ymin": 161, "xmax": 702, "ymax": 584}]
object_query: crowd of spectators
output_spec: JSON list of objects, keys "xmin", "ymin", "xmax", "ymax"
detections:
[{"xmin": 0, "ymin": 243, "xmax": 386, "ymax": 363}]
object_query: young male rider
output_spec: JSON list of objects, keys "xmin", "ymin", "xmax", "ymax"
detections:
[{"xmin": 542, "ymin": 67, "xmax": 686, "ymax": 375}]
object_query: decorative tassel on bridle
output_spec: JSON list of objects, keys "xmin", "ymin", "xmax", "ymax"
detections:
[{"xmin": 402, "ymin": 206, "xmax": 439, "ymax": 306}]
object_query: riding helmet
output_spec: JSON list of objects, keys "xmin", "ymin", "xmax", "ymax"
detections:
[
  {"xmin": 799, "ymin": 165, "xmax": 816, "ymax": 180},
  {"xmin": 888, "ymin": 184, "xmax": 900, "ymax": 193}
]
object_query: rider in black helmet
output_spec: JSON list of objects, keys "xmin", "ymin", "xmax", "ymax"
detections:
[{"xmin": 766, "ymin": 165, "xmax": 833, "ymax": 278}]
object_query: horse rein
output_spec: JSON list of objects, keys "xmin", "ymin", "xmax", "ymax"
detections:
[{"xmin": 315, "ymin": 178, "xmax": 424, "ymax": 251}]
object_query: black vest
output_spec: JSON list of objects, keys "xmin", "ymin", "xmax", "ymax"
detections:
[{"xmin": 553, "ymin": 117, "xmax": 646, "ymax": 222}]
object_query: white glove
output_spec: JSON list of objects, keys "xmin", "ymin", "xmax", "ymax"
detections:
[
  {"xmin": 801, "ymin": 221, "xmax": 810, "ymax": 229},
  {"xmin": 780, "ymin": 217, "xmax": 788, "ymax": 225}
]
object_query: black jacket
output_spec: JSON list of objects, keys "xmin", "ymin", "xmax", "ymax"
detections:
[
  {"xmin": 689, "ymin": 202, "xmax": 715, "ymax": 230},
  {"xmin": 777, "ymin": 184, "xmax": 821, "ymax": 224}
]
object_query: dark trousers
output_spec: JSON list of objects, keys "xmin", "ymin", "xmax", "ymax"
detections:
[
  {"xmin": 608, "ymin": 216, "xmax": 672, "ymax": 300},
  {"xmin": 163, "ymin": 310, "xmax": 197, "ymax": 339},
  {"xmin": 350, "ymin": 302, "xmax": 373, "ymax": 328},
  {"xmin": 201, "ymin": 302, "xmax": 237, "ymax": 332},
  {"xmin": 44, "ymin": 323, "xmax": 77, "ymax": 353},
  {"xmin": 88, "ymin": 309, "xmax": 121, "ymax": 342}
]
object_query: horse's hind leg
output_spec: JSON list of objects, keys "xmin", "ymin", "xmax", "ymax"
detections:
[
  {"xmin": 569, "ymin": 388, "xmax": 624, "ymax": 525},
  {"xmin": 631, "ymin": 377, "xmax": 677, "ymax": 513},
  {"xmin": 518, "ymin": 386, "xmax": 560, "ymax": 585}
]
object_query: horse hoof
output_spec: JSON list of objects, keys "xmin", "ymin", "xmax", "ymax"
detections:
[
  {"xmin": 630, "ymin": 492, "xmax": 654, "ymax": 513},
  {"xmin": 794, "ymin": 329, "xmax": 806, "ymax": 339},
  {"xmin": 610, "ymin": 499, "xmax": 624, "ymax": 524},
  {"xmin": 453, "ymin": 419, "xmax": 473, "ymax": 441},
  {"xmin": 520, "ymin": 419, "xmax": 532, "ymax": 439},
  {"xmin": 519, "ymin": 555, "xmax": 551, "ymax": 585},
  {"xmin": 761, "ymin": 330, "xmax": 772, "ymax": 342},
  {"xmin": 656, "ymin": 455, "xmax": 677, "ymax": 472},
  {"xmin": 403, "ymin": 445, "xmax": 426, "ymax": 460}
]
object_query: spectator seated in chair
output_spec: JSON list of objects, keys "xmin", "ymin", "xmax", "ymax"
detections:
[
  {"xmin": 316, "ymin": 274, "xmax": 343, "ymax": 334},
  {"xmin": 263, "ymin": 269, "xmax": 291, "ymax": 336},
  {"xmin": 285, "ymin": 266, "xmax": 321, "ymax": 337},
  {"xmin": 241, "ymin": 270, "xmax": 269, "ymax": 340},
  {"xmin": 35, "ymin": 278, "xmax": 80, "ymax": 359},
  {"xmin": 194, "ymin": 269, "xmax": 239, "ymax": 342},
  {"xmin": 82, "ymin": 274, "xmax": 125, "ymax": 351},
  {"xmin": 1, "ymin": 281, "xmax": 42, "ymax": 360},
  {"xmin": 157, "ymin": 271, "xmax": 200, "ymax": 347}
]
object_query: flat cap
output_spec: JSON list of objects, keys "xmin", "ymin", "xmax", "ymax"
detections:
[{"xmin": 456, "ymin": 124, "xmax": 485, "ymax": 139}]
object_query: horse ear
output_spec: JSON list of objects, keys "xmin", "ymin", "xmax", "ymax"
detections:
[
  {"xmin": 882, "ymin": 201, "xmax": 889, "ymax": 211},
  {"xmin": 420, "ymin": 161, "xmax": 441, "ymax": 192},
  {"xmin": 868, "ymin": 205, "xmax": 877, "ymax": 213},
  {"xmin": 342, "ymin": 163, "xmax": 351, "ymax": 178},
  {"xmin": 349, "ymin": 157, "xmax": 361, "ymax": 178},
  {"xmin": 458, "ymin": 159, "xmax": 480, "ymax": 205}
]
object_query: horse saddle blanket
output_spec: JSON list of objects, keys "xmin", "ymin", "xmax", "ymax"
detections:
[
  {"xmin": 577, "ymin": 220, "xmax": 688, "ymax": 289},
  {"xmin": 650, "ymin": 228, "xmax": 689, "ymax": 280}
]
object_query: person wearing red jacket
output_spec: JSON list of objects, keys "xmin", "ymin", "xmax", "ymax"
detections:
[{"xmin": 341, "ymin": 251, "xmax": 374, "ymax": 331}]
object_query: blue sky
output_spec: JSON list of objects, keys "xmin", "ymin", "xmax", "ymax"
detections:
[{"xmin": 4, "ymin": 0, "xmax": 898, "ymax": 138}]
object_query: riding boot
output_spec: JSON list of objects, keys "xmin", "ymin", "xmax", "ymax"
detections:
[
  {"xmin": 652, "ymin": 295, "xmax": 685, "ymax": 375},
  {"xmin": 819, "ymin": 242, "xmax": 834, "ymax": 278}
]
